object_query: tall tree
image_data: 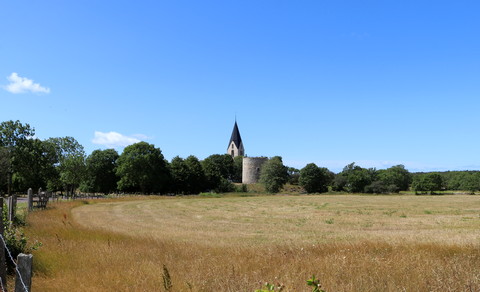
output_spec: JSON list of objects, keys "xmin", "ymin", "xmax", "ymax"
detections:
[
  {"xmin": 232, "ymin": 155, "xmax": 243, "ymax": 183},
  {"xmin": 377, "ymin": 165, "xmax": 412, "ymax": 192},
  {"xmin": 116, "ymin": 142, "xmax": 169, "ymax": 194},
  {"xmin": 299, "ymin": 163, "xmax": 332, "ymax": 193},
  {"xmin": 412, "ymin": 173, "xmax": 444, "ymax": 194},
  {"xmin": 170, "ymin": 156, "xmax": 191, "ymax": 194},
  {"xmin": 0, "ymin": 147, "xmax": 9, "ymax": 194},
  {"xmin": 184, "ymin": 155, "xmax": 206, "ymax": 194},
  {"xmin": 287, "ymin": 167, "xmax": 301, "ymax": 185},
  {"xmin": 260, "ymin": 156, "xmax": 288, "ymax": 193},
  {"xmin": 12, "ymin": 138, "xmax": 57, "ymax": 191},
  {"xmin": 335, "ymin": 163, "xmax": 375, "ymax": 193},
  {"xmin": 202, "ymin": 154, "xmax": 234, "ymax": 191},
  {"xmin": 0, "ymin": 120, "xmax": 35, "ymax": 194},
  {"xmin": 83, "ymin": 149, "xmax": 119, "ymax": 195},
  {"xmin": 45, "ymin": 136, "xmax": 86, "ymax": 195}
]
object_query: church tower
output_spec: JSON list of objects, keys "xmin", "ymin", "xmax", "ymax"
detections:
[{"xmin": 227, "ymin": 120, "xmax": 244, "ymax": 157}]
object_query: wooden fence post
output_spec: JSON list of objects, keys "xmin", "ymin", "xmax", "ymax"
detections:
[
  {"xmin": 27, "ymin": 188, "xmax": 33, "ymax": 212},
  {"xmin": 0, "ymin": 197, "xmax": 7, "ymax": 291},
  {"xmin": 7, "ymin": 195, "xmax": 15, "ymax": 222},
  {"xmin": 12, "ymin": 193, "xmax": 17, "ymax": 220},
  {"xmin": 15, "ymin": 253, "xmax": 32, "ymax": 292}
]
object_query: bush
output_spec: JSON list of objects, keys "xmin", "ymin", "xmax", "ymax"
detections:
[
  {"xmin": 214, "ymin": 178, "xmax": 235, "ymax": 193},
  {"xmin": 235, "ymin": 184, "xmax": 248, "ymax": 193},
  {"xmin": 2, "ymin": 203, "xmax": 41, "ymax": 272},
  {"xmin": 364, "ymin": 181, "xmax": 399, "ymax": 194}
]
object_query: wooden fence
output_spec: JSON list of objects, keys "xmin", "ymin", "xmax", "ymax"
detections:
[{"xmin": 1, "ymin": 191, "xmax": 35, "ymax": 292}]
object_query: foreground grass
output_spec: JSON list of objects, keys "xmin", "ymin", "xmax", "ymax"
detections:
[{"xmin": 26, "ymin": 195, "xmax": 480, "ymax": 291}]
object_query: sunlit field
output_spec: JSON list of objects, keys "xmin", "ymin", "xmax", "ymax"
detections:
[{"xmin": 26, "ymin": 194, "xmax": 480, "ymax": 291}]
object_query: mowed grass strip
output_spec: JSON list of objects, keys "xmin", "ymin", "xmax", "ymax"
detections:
[{"xmin": 26, "ymin": 195, "xmax": 480, "ymax": 291}]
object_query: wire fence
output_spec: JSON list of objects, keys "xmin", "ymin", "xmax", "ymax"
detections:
[{"xmin": 0, "ymin": 232, "xmax": 30, "ymax": 292}]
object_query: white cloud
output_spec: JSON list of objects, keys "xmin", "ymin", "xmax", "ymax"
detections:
[
  {"xmin": 92, "ymin": 131, "xmax": 144, "ymax": 148},
  {"xmin": 3, "ymin": 72, "xmax": 50, "ymax": 94}
]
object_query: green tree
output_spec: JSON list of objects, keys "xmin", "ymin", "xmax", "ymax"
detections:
[
  {"xmin": 299, "ymin": 163, "xmax": 332, "ymax": 193},
  {"xmin": 287, "ymin": 167, "xmax": 300, "ymax": 185},
  {"xmin": 184, "ymin": 155, "xmax": 206, "ymax": 194},
  {"xmin": 0, "ymin": 147, "xmax": 9, "ymax": 194},
  {"xmin": 82, "ymin": 149, "xmax": 119, "ymax": 195},
  {"xmin": 411, "ymin": 173, "xmax": 444, "ymax": 194},
  {"xmin": 0, "ymin": 120, "xmax": 35, "ymax": 194},
  {"xmin": 260, "ymin": 156, "xmax": 288, "ymax": 193},
  {"xmin": 116, "ymin": 142, "xmax": 169, "ymax": 194},
  {"xmin": 46, "ymin": 137, "xmax": 86, "ymax": 195},
  {"xmin": 335, "ymin": 163, "xmax": 375, "ymax": 193},
  {"xmin": 170, "ymin": 156, "xmax": 191, "ymax": 194},
  {"xmin": 202, "ymin": 154, "xmax": 234, "ymax": 192},
  {"xmin": 377, "ymin": 165, "xmax": 412, "ymax": 192},
  {"xmin": 12, "ymin": 138, "xmax": 58, "ymax": 191},
  {"xmin": 462, "ymin": 172, "xmax": 480, "ymax": 194},
  {"xmin": 232, "ymin": 155, "xmax": 243, "ymax": 183}
]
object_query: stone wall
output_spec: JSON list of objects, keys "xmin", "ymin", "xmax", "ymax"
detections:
[{"xmin": 242, "ymin": 157, "xmax": 268, "ymax": 184}]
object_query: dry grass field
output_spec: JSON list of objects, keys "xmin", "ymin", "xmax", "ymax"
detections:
[{"xmin": 25, "ymin": 194, "xmax": 480, "ymax": 291}]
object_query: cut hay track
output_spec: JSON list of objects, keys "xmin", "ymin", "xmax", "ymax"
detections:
[{"xmin": 27, "ymin": 195, "xmax": 480, "ymax": 291}]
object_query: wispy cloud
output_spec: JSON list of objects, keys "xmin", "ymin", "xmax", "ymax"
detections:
[
  {"xmin": 92, "ymin": 131, "xmax": 145, "ymax": 148},
  {"xmin": 3, "ymin": 72, "xmax": 50, "ymax": 94}
]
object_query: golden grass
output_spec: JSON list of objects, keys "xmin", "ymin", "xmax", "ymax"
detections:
[{"xmin": 25, "ymin": 195, "xmax": 480, "ymax": 291}]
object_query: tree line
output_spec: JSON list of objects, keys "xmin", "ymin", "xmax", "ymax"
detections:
[{"xmin": 1, "ymin": 120, "xmax": 479, "ymax": 195}]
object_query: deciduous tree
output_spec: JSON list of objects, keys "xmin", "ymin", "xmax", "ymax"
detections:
[
  {"xmin": 202, "ymin": 154, "xmax": 234, "ymax": 191},
  {"xmin": 0, "ymin": 120, "xmax": 36, "ymax": 194},
  {"xmin": 412, "ymin": 173, "xmax": 444, "ymax": 194},
  {"xmin": 116, "ymin": 142, "xmax": 169, "ymax": 194},
  {"xmin": 260, "ymin": 156, "xmax": 288, "ymax": 193},
  {"xmin": 299, "ymin": 163, "xmax": 331, "ymax": 193},
  {"xmin": 170, "ymin": 156, "xmax": 191, "ymax": 194},
  {"xmin": 184, "ymin": 155, "xmax": 206, "ymax": 194},
  {"xmin": 82, "ymin": 149, "xmax": 119, "ymax": 195},
  {"xmin": 45, "ymin": 136, "xmax": 86, "ymax": 195},
  {"xmin": 377, "ymin": 165, "xmax": 412, "ymax": 192}
]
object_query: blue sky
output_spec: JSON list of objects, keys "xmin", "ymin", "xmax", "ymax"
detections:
[{"xmin": 1, "ymin": 1, "xmax": 479, "ymax": 172}]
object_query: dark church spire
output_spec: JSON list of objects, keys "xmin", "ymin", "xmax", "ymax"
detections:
[{"xmin": 227, "ymin": 120, "xmax": 244, "ymax": 157}]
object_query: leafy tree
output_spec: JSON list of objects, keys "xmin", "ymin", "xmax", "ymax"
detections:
[
  {"xmin": 116, "ymin": 142, "xmax": 169, "ymax": 194},
  {"xmin": 287, "ymin": 167, "xmax": 300, "ymax": 185},
  {"xmin": 184, "ymin": 155, "xmax": 206, "ymax": 194},
  {"xmin": 0, "ymin": 120, "xmax": 35, "ymax": 194},
  {"xmin": 411, "ymin": 173, "xmax": 444, "ymax": 194},
  {"xmin": 332, "ymin": 174, "xmax": 347, "ymax": 192},
  {"xmin": 461, "ymin": 172, "xmax": 480, "ymax": 194},
  {"xmin": 260, "ymin": 156, "xmax": 288, "ymax": 193},
  {"xmin": 82, "ymin": 149, "xmax": 119, "ymax": 195},
  {"xmin": 335, "ymin": 163, "xmax": 375, "ymax": 193},
  {"xmin": 12, "ymin": 138, "xmax": 58, "ymax": 191},
  {"xmin": 232, "ymin": 155, "xmax": 243, "ymax": 183},
  {"xmin": 0, "ymin": 120, "xmax": 35, "ymax": 148},
  {"xmin": 202, "ymin": 154, "xmax": 234, "ymax": 191},
  {"xmin": 436, "ymin": 171, "xmax": 480, "ymax": 190},
  {"xmin": 0, "ymin": 147, "xmax": 9, "ymax": 194},
  {"xmin": 170, "ymin": 156, "xmax": 191, "ymax": 194},
  {"xmin": 299, "ymin": 163, "xmax": 331, "ymax": 193},
  {"xmin": 377, "ymin": 165, "xmax": 412, "ymax": 192},
  {"xmin": 45, "ymin": 136, "xmax": 86, "ymax": 195}
]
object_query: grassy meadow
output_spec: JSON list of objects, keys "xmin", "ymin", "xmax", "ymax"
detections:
[{"xmin": 24, "ymin": 194, "xmax": 480, "ymax": 291}]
